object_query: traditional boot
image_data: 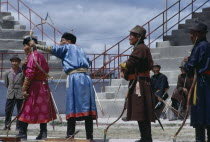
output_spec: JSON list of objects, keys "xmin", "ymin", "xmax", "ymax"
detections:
[
  {"xmin": 16, "ymin": 121, "xmax": 28, "ymax": 140},
  {"xmin": 85, "ymin": 116, "xmax": 93, "ymax": 140},
  {"xmin": 195, "ymin": 126, "xmax": 205, "ymax": 142},
  {"xmin": 66, "ymin": 118, "xmax": 76, "ymax": 139},
  {"xmin": 36, "ymin": 123, "xmax": 47, "ymax": 140},
  {"xmin": 135, "ymin": 121, "xmax": 152, "ymax": 142}
]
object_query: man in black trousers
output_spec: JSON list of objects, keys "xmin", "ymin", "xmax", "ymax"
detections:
[{"xmin": 3, "ymin": 55, "xmax": 24, "ymax": 130}]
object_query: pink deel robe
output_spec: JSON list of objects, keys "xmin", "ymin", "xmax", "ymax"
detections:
[{"xmin": 18, "ymin": 50, "xmax": 56, "ymax": 124}]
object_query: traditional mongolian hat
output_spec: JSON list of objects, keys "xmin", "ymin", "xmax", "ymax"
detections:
[
  {"xmin": 23, "ymin": 36, "xmax": 38, "ymax": 45},
  {"xmin": 130, "ymin": 25, "xmax": 146, "ymax": 39},
  {"xmin": 153, "ymin": 63, "xmax": 161, "ymax": 69},
  {"xmin": 10, "ymin": 55, "xmax": 21, "ymax": 62},
  {"xmin": 62, "ymin": 32, "xmax": 77, "ymax": 44},
  {"xmin": 189, "ymin": 20, "xmax": 208, "ymax": 33}
]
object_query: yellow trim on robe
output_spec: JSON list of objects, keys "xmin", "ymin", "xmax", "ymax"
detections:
[
  {"xmin": 120, "ymin": 62, "xmax": 127, "ymax": 70},
  {"xmin": 193, "ymin": 82, "xmax": 197, "ymax": 105}
]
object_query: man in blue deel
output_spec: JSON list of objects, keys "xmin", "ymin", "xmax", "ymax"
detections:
[
  {"xmin": 184, "ymin": 21, "xmax": 210, "ymax": 142},
  {"xmin": 29, "ymin": 32, "xmax": 97, "ymax": 141}
]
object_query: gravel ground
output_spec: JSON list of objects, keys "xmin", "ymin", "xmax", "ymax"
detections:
[{"xmin": 0, "ymin": 116, "xmax": 198, "ymax": 142}]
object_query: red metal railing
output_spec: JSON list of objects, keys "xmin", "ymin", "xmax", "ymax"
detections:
[
  {"xmin": 90, "ymin": 0, "xmax": 210, "ymax": 89},
  {"xmin": 0, "ymin": 53, "xmax": 129, "ymax": 80},
  {"xmin": 0, "ymin": 0, "xmax": 63, "ymax": 45}
]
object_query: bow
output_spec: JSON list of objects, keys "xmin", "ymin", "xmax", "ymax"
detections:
[
  {"xmin": 155, "ymin": 95, "xmax": 184, "ymax": 119},
  {"xmin": 93, "ymin": 85, "xmax": 105, "ymax": 117},
  {"xmin": 29, "ymin": 14, "xmax": 62, "ymax": 128},
  {"xmin": 30, "ymin": 14, "xmax": 52, "ymax": 79},
  {"xmin": 173, "ymin": 69, "xmax": 197, "ymax": 142},
  {"xmin": 173, "ymin": 38, "xmax": 198, "ymax": 142},
  {"xmin": 103, "ymin": 80, "xmax": 135, "ymax": 142}
]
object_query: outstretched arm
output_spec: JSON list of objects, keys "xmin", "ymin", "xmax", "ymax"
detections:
[{"xmin": 29, "ymin": 40, "xmax": 67, "ymax": 59}]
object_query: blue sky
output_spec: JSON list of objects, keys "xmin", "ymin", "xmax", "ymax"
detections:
[{"xmin": 3, "ymin": 0, "xmax": 210, "ymax": 54}]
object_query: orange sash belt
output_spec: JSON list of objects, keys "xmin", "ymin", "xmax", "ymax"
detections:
[
  {"xmin": 128, "ymin": 71, "xmax": 150, "ymax": 80},
  {"xmin": 203, "ymin": 70, "xmax": 210, "ymax": 75}
]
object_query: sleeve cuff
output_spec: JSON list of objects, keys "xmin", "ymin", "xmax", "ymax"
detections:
[{"xmin": 22, "ymin": 77, "xmax": 31, "ymax": 91}]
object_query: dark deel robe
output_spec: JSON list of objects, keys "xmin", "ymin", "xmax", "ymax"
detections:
[
  {"xmin": 184, "ymin": 39, "xmax": 210, "ymax": 127},
  {"xmin": 124, "ymin": 42, "xmax": 155, "ymax": 122}
]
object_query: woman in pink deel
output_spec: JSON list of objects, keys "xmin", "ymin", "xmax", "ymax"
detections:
[{"xmin": 17, "ymin": 37, "xmax": 56, "ymax": 140}]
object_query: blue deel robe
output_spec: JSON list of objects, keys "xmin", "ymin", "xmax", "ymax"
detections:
[
  {"xmin": 184, "ymin": 39, "xmax": 210, "ymax": 127},
  {"xmin": 50, "ymin": 44, "xmax": 97, "ymax": 120}
]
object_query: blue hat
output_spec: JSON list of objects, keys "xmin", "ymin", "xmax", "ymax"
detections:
[{"xmin": 189, "ymin": 20, "xmax": 208, "ymax": 33}]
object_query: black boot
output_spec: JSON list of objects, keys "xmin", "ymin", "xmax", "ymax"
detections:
[
  {"xmin": 66, "ymin": 118, "xmax": 76, "ymax": 139},
  {"xmin": 207, "ymin": 126, "xmax": 210, "ymax": 142},
  {"xmin": 36, "ymin": 123, "xmax": 47, "ymax": 140},
  {"xmin": 16, "ymin": 121, "xmax": 28, "ymax": 140},
  {"xmin": 85, "ymin": 116, "xmax": 93, "ymax": 140},
  {"xmin": 136, "ymin": 121, "xmax": 152, "ymax": 142},
  {"xmin": 195, "ymin": 126, "xmax": 205, "ymax": 142}
]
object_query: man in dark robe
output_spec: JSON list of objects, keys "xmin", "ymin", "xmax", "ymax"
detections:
[
  {"xmin": 120, "ymin": 25, "xmax": 155, "ymax": 142},
  {"xmin": 171, "ymin": 61, "xmax": 193, "ymax": 119},
  {"xmin": 151, "ymin": 64, "xmax": 169, "ymax": 117},
  {"xmin": 184, "ymin": 21, "xmax": 210, "ymax": 142}
]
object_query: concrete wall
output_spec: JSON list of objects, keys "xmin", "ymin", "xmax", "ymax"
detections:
[{"xmin": 0, "ymin": 79, "xmax": 109, "ymax": 117}]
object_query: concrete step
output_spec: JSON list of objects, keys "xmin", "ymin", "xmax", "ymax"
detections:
[
  {"xmin": 14, "ymin": 24, "xmax": 26, "ymax": 30},
  {"xmin": 151, "ymin": 52, "xmax": 160, "ymax": 59},
  {"xmin": 163, "ymin": 35, "xmax": 174, "ymax": 41},
  {"xmin": 170, "ymin": 34, "xmax": 192, "ymax": 46},
  {"xmin": 192, "ymin": 12, "xmax": 203, "ymax": 19},
  {"xmin": 158, "ymin": 45, "xmax": 192, "ymax": 59},
  {"xmin": 111, "ymin": 79, "xmax": 129, "ymax": 86},
  {"xmin": 2, "ymin": 15, "xmax": 14, "ymax": 21},
  {"xmin": 203, "ymin": 7, "xmax": 210, "ymax": 12},
  {"xmin": 178, "ymin": 23, "xmax": 187, "ymax": 29},
  {"xmin": 96, "ymin": 98, "xmax": 125, "ymax": 118},
  {"xmin": 156, "ymin": 41, "xmax": 176, "ymax": 48},
  {"xmin": 150, "ymin": 47, "xmax": 160, "ymax": 53},
  {"xmin": 160, "ymin": 70, "xmax": 180, "ymax": 84},
  {"xmin": 185, "ymin": 19, "xmax": 197, "ymax": 25},
  {"xmin": 0, "ymin": 12, "xmax": 11, "ymax": 18},
  {"xmin": 171, "ymin": 29, "xmax": 187, "ymax": 35},
  {"xmin": 105, "ymin": 85, "xmax": 128, "ymax": 99},
  {"xmin": 1, "ymin": 20, "xmax": 19, "ymax": 29},
  {"xmin": 0, "ymin": 29, "xmax": 30, "ymax": 39},
  {"xmin": 153, "ymin": 57, "xmax": 185, "ymax": 71}
]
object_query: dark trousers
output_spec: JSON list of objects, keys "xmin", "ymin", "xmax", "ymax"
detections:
[
  {"xmin": 19, "ymin": 122, "xmax": 47, "ymax": 134},
  {"xmin": 137, "ymin": 121, "xmax": 152, "ymax": 142},
  {"xmin": 4, "ymin": 98, "xmax": 23, "ymax": 129},
  {"xmin": 67, "ymin": 116, "xmax": 93, "ymax": 140},
  {"xmin": 195, "ymin": 126, "xmax": 210, "ymax": 142}
]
